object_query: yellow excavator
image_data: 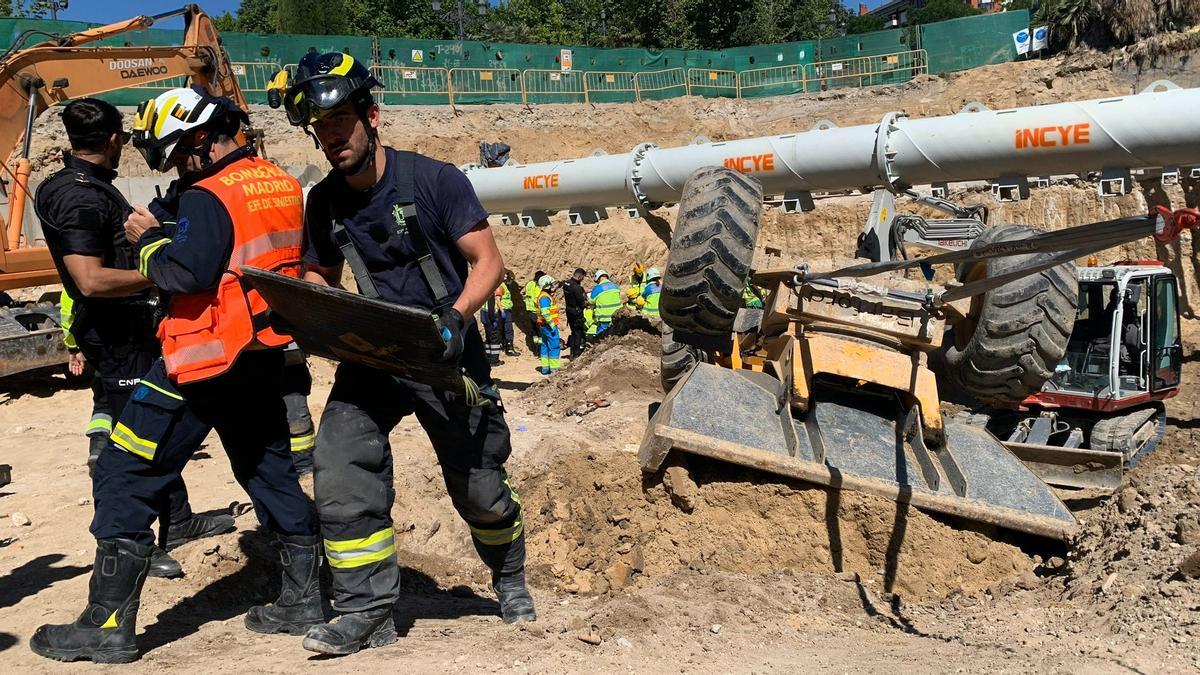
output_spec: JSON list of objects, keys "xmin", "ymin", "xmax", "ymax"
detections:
[{"xmin": 0, "ymin": 4, "xmax": 249, "ymax": 378}]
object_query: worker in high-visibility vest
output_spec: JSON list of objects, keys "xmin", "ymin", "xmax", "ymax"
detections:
[
  {"xmin": 589, "ymin": 269, "xmax": 622, "ymax": 336},
  {"xmin": 743, "ymin": 278, "xmax": 765, "ymax": 309},
  {"xmin": 523, "ymin": 270, "xmax": 545, "ymax": 349},
  {"xmin": 629, "ymin": 262, "xmax": 647, "ymax": 296},
  {"xmin": 584, "ymin": 306, "xmax": 598, "ymax": 339},
  {"xmin": 536, "ymin": 275, "xmax": 562, "ymax": 375},
  {"xmin": 641, "ymin": 267, "xmax": 662, "ymax": 319},
  {"xmin": 625, "ymin": 286, "xmax": 644, "ymax": 310},
  {"xmin": 499, "ymin": 270, "xmax": 519, "ymax": 356}
]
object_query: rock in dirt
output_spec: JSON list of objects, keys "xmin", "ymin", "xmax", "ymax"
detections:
[
  {"xmin": 576, "ymin": 627, "xmax": 602, "ymax": 645},
  {"xmin": 663, "ymin": 465, "xmax": 698, "ymax": 513},
  {"xmin": 10, "ymin": 511, "xmax": 30, "ymax": 527},
  {"xmin": 1180, "ymin": 550, "xmax": 1200, "ymax": 578}
]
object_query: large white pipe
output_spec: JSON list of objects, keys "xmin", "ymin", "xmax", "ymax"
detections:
[{"xmin": 463, "ymin": 84, "xmax": 1200, "ymax": 223}]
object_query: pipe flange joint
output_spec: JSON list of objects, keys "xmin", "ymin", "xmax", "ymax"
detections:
[
  {"xmin": 874, "ymin": 111, "xmax": 906, "ymax": 193},
  {"xmin": 628, "ymin": 142, "xmax": 658, "ymax": 209}
]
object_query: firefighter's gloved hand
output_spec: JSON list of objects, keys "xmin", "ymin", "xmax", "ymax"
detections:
[
  {"xmin": 265, "ymin": 309, "xmax": 295, "ymax": 336},
  {"xmin": 436, "ymin": 308, "xmax": 466, "ymax": 363}
]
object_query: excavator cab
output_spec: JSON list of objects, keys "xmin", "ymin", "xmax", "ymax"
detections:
[{"xmin": 993, "ymin": 263, "xmax": 1181, "ymax": 490}]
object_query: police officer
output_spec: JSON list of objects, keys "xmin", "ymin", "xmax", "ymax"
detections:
[
  {"xmin": 35, "ymin": 98, "xmax": 233, "ymax": 580},
  {"xmin": 561, "ymin": 267, "xmax": 588, "ymax": 359},
  {"xmin": 29, "ymin": 89, "xmax": 320, "ymax": 664},
  {"xmin": 273, "ymin": 51, "xmax": 535, "ymax": 656}
]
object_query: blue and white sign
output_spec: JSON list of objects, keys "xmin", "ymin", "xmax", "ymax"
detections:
[
  {"xmin": 1032, "ymin": 26, "xmax": 1050, "ymax": 51},
  {"xmin": 1013, "ymin": 28, "xmax": 1031, "ymax": 55}
]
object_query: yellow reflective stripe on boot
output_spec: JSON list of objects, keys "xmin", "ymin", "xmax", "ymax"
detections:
[
  {"xmin": 290, "ymin": 432, "xmax": 316, "ymax": 452},
  {"xmin": 101, "ymin": 611, "xmax": 119, "ymax": 629},
  {"xmin": 324, "ymin": 528, "xmax": 396, "ymax": 569},
  {"xmin": 111, "ymin": 422, "xmax": 156, "ymax": 460},
  {"xmin": 470, "ymin": 518, "xmax": 523, "ymax": 546}
]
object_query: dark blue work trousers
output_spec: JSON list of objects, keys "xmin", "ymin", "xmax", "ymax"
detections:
[{"xmin": 91, "ymin": 349, "xmax": 315, "ymax": 546}]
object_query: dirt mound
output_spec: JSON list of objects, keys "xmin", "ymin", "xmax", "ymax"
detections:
[
  {"xmin": 521, "ymin": 322, "xmax": 661, "ymax": 410},
  {"xmin": 1059, "ymin": 461, "xmax": 1200, "ymax": 640},
  {"xmin": 520, "ymin": 451, "xmax": 1033, "ymax": 601}
]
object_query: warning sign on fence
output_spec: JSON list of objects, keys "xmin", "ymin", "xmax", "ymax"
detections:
[
  {"xmin": 709, "ymin": 71, "xmax": 718, "ymax": 80},
  {"xmin": 412, "ymin": 49, "xmax": 424, "ymax": 63},
  {"xmin": 560, "ymin": 49, "xmax": 572, "ymax": 72},
  {"xmin": 402, "ymin": 70, "xmax": 417, "ymax": 79},
  {"xmin": 550, "ymin": 72, "xmax": 561, "ymax": 81},
  {"xmin": 232, "ymin": 64, "xmax": 246, "ymax": 76},
  {"xmin": 480, "ymin": 71, "xmax": 493, "ymax": 81},
  {"xmin": 605, "ymin": 74, "xmax": 615, "ymax": 83},
  {"xmin": 831, "ymin": 63, "xmax": 843, "ymax": 72}
]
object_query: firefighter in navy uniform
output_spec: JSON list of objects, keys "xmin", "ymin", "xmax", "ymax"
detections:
[
  {"xmin": 35, "ymin": 98, "xmax": 233, "ymax": 580},
  {"xmin": 29, "ymin": 88, "xmax": 320, "ymax": 664},
  {"xmin": 272, "ymin": 52, "xmax": 534, "ymax": 656}
]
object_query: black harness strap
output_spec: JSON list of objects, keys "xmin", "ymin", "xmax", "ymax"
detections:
[{"xmin": 331, "ymin": 151, "xmax": 452, "ymax": 309}]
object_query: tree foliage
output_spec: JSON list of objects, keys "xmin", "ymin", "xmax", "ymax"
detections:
[
  {"xmin": 217, "ymin": 0, "xmax": 861, "ymax": 48},
  {"xmin": 908, "ymin": 0, "xmax": 980, "ymax": 25}
]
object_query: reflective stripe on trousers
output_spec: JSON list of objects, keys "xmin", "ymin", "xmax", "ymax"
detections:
[
  {"xmin": 290, "ymin": 432, "xmax": 316, "ymax": 453},
  {"xmin": 324, "ymin": 527, "xmax": 396, "ymax": 569}
]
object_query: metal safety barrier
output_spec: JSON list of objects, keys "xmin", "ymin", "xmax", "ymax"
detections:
[
  {"xmin": 805, "ymin": 50, "xmax": 927, "ymax": 92},
  {"xmin": 584, "ymin": 71, "xmax": 639, "ymax": 103},
  {"xmin": 736, "ymin": 63, "xmax": 806, "ymax": 97},
  {"xmin": 448, "ymin": 67, "xmax": 524, "ymax": 105},
  {"xmin": 522, "ymin": 69, "xmax": 587, "ymax": 104},
  {"xmin": 118, "ymin": 51, "xmax": 928, "ymax": 106},
  {"xmin": 375, "ymin": 65, "xmax": 451, "ymax": 104},
  {"xmin": 687, "ymin": 68, "xmax": 738, "ymax": 98},
  {"xmin": 634, "ymin": 68, "xmax": 687, "ymax": 100}
]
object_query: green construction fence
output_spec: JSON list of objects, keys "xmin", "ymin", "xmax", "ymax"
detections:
[{"xmin": 0, "ymin": 10, "xmax": 1032, "ymax": 105}]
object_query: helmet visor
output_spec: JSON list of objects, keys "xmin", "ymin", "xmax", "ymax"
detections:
[{"xmin": 284, "ymin": 75, "xmax": 362, "ymax": 125}]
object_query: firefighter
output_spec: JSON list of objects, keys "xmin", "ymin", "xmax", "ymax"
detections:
[
  {"xmin": 273, "ymin": 51, "xmax": 535, "ymax": 656},
  {"xmin": 499, "ymin": 269, "xmax": 519, "ymax": 357},
  {"xmin": 29, "ymin": 88, "xmax": 320, "ymax": 664},
  {"xmin": 35, "ymin": 98, "xmax": 232, "ymax": 582}
]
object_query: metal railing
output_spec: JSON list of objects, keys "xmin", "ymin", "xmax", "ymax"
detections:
[
  {"xmin": 804, "ymin": 50, "xmax": 927, "ymax": 92},
  {"xmin": 448, "ymin": 67, "xmax": 524, "ymax": 105},
  {"xmin": 375, "ymin": 65, "xmax": 451, "ymax": 104},
  {"xmin": 736, "ymin": 63, "xmax": 806, "ymax": 97},
  {"xmin": 687, "ymin": 68, "xmax": 738, "ymax": 98},
  {"xmin": 584, "ymin": 71, "xmax": 638, "ymax": 103},
  {"xmin": 634, "ymin": 68, "xmax": 687, "ymax": 100},
  {"xmin": 122, "ymin": 51, "xmax": 927, "ymax": 106},
  {"xmin": 522, "ymin": 69, "xmax": 587, "ymax": 103}
]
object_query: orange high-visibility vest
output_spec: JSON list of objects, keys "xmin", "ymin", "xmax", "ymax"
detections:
[
  {"xmin": 537, "ymin": 290, "xmax": 559, "ymax": 326},
  {"xmin": 159, "ymin": 156, "xmax": 303, "ymax": 384}
]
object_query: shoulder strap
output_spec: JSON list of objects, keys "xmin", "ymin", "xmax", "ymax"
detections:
[
  {"xmin": 34, "ymin": 170, "xmax": 132, "ymax": 227},
  {"xmin": 391, "ymin": 151, "xmax": 451, "ymax": 310},
  {"xmin": 331, "ymin": 218, "xmax": 382, "ymax": 300}
]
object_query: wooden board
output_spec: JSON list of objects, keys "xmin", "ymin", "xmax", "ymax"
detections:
[{"xmin": 240, "ymin": 268, "xmax": 463, "ymax": 395}]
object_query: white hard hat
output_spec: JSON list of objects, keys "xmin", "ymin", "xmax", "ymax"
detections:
[
  {"xmin": 646, "ymin": 267, "xmax": 661, "ymax": 281},
  {"xmin": 131, "ymin": 87, "xmax": 246, "ymax": 172},
  {"xmin": 593, "ymin": 269, "xmax": 609, "ymax": 283},
  {"xmin": 538, "ymin": 275, "xmax": 557, "ymax": 290}
]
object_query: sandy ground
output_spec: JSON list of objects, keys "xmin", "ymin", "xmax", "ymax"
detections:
[{"xmin": 1, "ymin": 38, "xmax": 1199, "ymax": 673}]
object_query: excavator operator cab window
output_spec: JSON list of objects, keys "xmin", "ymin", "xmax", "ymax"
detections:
[
  {"xmin": 1053, "ymin": 281, "xmax": 1117, "ymax": 395},
  {"xmin": 1114, "ymin": 280, "xmax": 1148, "ymax": 393},
  {"xmin": 1150, "ymin": 275, "xmax": 1182, "ymax": 392}
]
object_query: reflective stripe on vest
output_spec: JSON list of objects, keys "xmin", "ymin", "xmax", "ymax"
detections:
[
  {"xmin": 159, "ymin": 156, "xmax": 303, "ymax": 384},
  {"xmin": 643, "ymin": 283, "xmax": 661, "ymax": 317},
  {"xmin": 538, "ymin": 291, "xmax": 559, "ymax": 324},
  {"xmin": 592, "ymin": 281, "xmax": 622, "ymax": 323}
]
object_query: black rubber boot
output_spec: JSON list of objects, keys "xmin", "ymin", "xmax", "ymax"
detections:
[
  {"xmin": 29, "ymin": 538, "xmax": 152, "ymax": 663},
  {"xmin": 165, "ymin": 512, "xmax": 236, "ymax": 551},
  {"xmin": 147, "ymin": 547, "xmax": 183, "ymax": 579},
  {"xmin": 505, "ymin": 344, "xmax": 520, "ymax": 357},
  {"xmin": 302, "ymin": 607, "xmax": 397, "ymax": 656},
  {"xmin": 86, "ymin": 433, "xmax": 107, "ymax": 477},
  {"xmin": 245, "ymin": 534, "xmax": 324, "ymax": 635},
  {"xmin": 494, "ymin": 571, "xmax": 536, "ymax": 623}
]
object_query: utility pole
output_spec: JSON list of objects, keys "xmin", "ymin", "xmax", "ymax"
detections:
[{"xmin": 432, "ymin": 0, "xmax": 489, "ymax": 41}]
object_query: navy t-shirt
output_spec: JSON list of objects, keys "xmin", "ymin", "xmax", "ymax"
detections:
[{"xmin": 303, "ymin": 148, "xmax": 489, "ymax": 311}]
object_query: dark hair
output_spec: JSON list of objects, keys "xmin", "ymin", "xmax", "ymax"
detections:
[
  {"xmin": 574, "ymin": 268, "xmax": 586, "ymax": 276},
  {"xmin": 534, "ymin": 270, "xmax": 545, "ymax": 280},
  {"xmin": 62, "ymin": 98, "xmax": 123, "ymax": 153}
]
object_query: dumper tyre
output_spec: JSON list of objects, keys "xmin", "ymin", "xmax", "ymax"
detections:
[
  {"xmin": 943, "ymin": 224, "xmax": 1079, "ymax": 406},
  {"xmin": 660, "ymin": 167, "xmax": 762, "ymax": 336},
  {"xmin": 660, "ymin": 327, "xmax": 705, "ymax": 393}
]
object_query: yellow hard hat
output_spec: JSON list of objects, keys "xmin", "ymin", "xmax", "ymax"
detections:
[
  {"xmin": 633, "ymin": 262, "xmax": 645, "ymax": 274},
  {"xmin": 626, "ymin": 288, "xmax": 639, "ymax": 299}
]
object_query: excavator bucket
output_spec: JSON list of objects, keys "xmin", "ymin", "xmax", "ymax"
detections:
[{"xmin": 640, "ymin": 363, "xmax": 1078, "ymax": 541}]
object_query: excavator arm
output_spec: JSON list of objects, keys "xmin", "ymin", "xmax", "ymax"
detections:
[{"xmin": 0, "ymin": 4, "xmax": 248, "ymax": 287}]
